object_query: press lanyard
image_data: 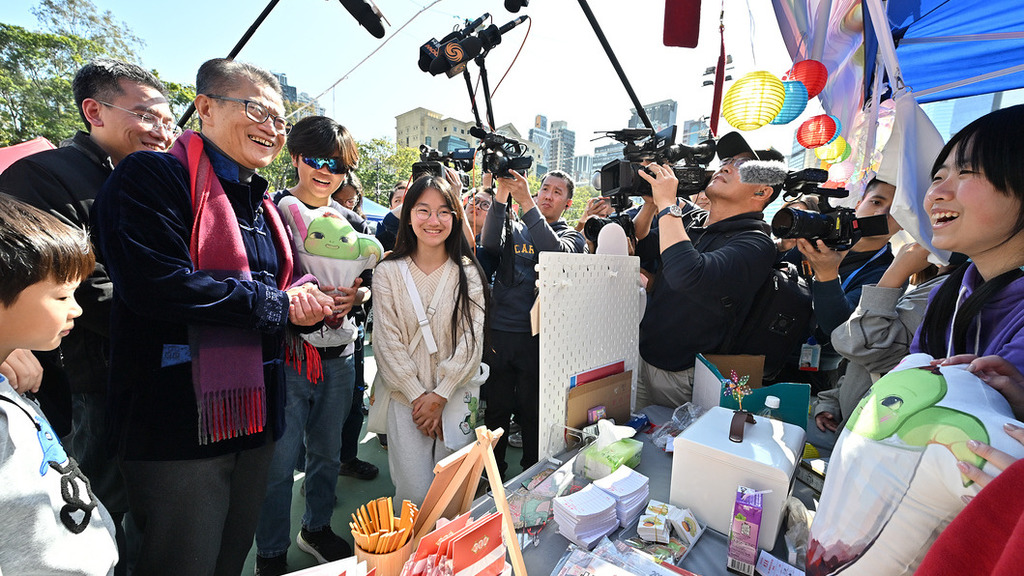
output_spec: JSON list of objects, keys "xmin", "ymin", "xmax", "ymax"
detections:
[{"xmin": 840, "ymin": 246, "xmax": 889, "ymax": 292}]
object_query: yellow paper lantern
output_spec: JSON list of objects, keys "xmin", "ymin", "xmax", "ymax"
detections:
[
  {"xmin": 722, "ymin": 71, "xmax": 786, "ymax": 131},
  {"xmin": 815, "ymin": 136, "xmax": 847, "ymax": 162}
]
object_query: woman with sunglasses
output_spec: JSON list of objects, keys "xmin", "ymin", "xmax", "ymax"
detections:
[
  {"xmin": 254, "ymin": 115, "xmax": 379, "ymax": 573},
  {"xmin": 372, "ymin": 174, "xmax": 489, "ymax": 505}
]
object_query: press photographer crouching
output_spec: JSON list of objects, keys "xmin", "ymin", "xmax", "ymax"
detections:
[
  {"xmin": 765, "ymin": 178, "xmax": 901, "ymax": 393},
  {"xmin": 633, "ymin": 132, "xmax": 785, "ymax": 408}
]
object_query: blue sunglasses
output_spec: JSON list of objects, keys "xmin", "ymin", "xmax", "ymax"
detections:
[{"xmin": 302, "ymin": 156, "xmax": 347, "ymax": 175}]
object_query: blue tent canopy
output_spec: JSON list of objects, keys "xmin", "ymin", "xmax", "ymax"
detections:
[
  {"xmin": 773, "ymin": 0, "xmax": 1024, "ymax": 132},
  {"xmin": 864, "ymin": 0, "xmax": 1024, "ymax": 103},
  {"xmin": 360, "ymin": 197, "xmax": 389, "ymax": 222}
]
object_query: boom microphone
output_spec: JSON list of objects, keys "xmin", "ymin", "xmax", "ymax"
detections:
[
  {"xmin": 476, "ymin": 15, "xmax": 528, "ymax": 51},
  {"xmin": 739, "ymin": 160, "xmax": 788, "ymax": 186},
  {"xmin": 339, "ymin": 0, "xmax": 386, "ymax": 39},
  {"xmin": 428, "ymin": 36, "xmax": 484, "ymax": 76}
]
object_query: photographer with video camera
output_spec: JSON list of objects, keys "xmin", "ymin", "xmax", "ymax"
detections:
[
  {"xmin": 633, "ymin": 132, "xmax": 783, "ymax": 408},
  {"xmin": 481, "ymin": 169, "xmax": 585, "ymax": 477},
  {"xmin": 769, "ymin": 178, "xmax": 901, "ymax": 393}
]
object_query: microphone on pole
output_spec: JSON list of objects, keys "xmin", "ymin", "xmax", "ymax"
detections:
[
  {"xmin": 476, "ymin": 15, "xmax": 528, "ymax": 51},
  {"xmin": 429, "ymin": 36, "xmax": 484, "ymax": 77},
  {"xmin": 338, "ymin": 0, "xmax": 387, "ymax": 39}
]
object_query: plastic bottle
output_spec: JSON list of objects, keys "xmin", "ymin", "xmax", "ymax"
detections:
[{"xmin": 758, "ymin": 395, "xmax": 781, "ymax": 420}]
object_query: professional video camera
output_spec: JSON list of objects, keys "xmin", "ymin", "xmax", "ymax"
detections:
[
  {"xmin": 469, "ymin": 126, "xmax": 533, "ymax": 178},
  {"xmin": 583, "ymin": 213, "xmax": 635, "ymax": 244},
  {"xmin": 411, "ymin": 145, "xmax": 475, "ymax": 189},
  {"xmin": 770, "ymin": 169, "xmax": 890, "ymax": 251},
  {"xmin": 597, "ymin": 126, "xmax": 716, "ymax": 212}
]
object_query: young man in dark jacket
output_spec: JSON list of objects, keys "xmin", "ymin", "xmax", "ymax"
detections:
[
  {"xmin": 481, "ymin": 169, "xmax": 585, "ymax": 477},
  {"xmin": 0, "ymin": 58, "xmax": 176, "ymax": 576},
  {"xmin": 633, "ymin": 132, "xmax": 784, "ymax": 408}
]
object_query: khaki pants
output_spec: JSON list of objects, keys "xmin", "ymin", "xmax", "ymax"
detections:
[{"xmin": 636, "ymin": 358, "xmax": 695, "ymax": 409}]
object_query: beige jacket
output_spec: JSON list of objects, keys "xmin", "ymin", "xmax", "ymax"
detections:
[{"xmin": 372, "ymin": 256, "xmax": 485, "ymax": 406}]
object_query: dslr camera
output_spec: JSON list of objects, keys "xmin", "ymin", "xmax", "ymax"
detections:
[
  {"xmin": 770, "ymin": 169, "xmax": 889, "ymax": 251},
  {"xmin": 411, "ymin": 144, "xmax": 475, "ymax": 189},
  {"xmin": 597, "ymin": 126, "xmax": 716, "ymax": 212},
  {"xmin": 583, "ymin": 213, "xmax": 635, "ymax": 245},
  {"xmin": 469, "ymin": 126, "xmax": 533, "ymax": 178}
]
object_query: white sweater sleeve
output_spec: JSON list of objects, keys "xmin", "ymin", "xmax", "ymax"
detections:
[{"xmin": 371, "ymin": 262, "xmax": 427, "ymax": 403}]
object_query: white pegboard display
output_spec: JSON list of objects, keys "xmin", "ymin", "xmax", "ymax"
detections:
[{"xmin": 536, "ymin": 252, "xmax": 642, "ymax": 461}]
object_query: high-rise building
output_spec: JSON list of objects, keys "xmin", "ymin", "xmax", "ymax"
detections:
[
  {"xmin": 549, "ymin": 120, "xmax": 576, "ymax": 174},
  {"xmin": 592, "ymin": 142, "xmax": 625, "ymax": 173},
  {"xmin": 573, "ymin": 155, "xmax": 593, "ymax": 184},
  {"xmin": 528, "ymin": 114, "xmax": 551, "ymax": 168},
  {"xmin": 394, "ymin": 107, "xmax": 542, "ymax": 175},
  {"xmin": 680, "ymin": 118, "xmax": 711, "ymax": 145},
  {"xmin": 395, "ymin": 107, "xmax": 478, "ymax": 150},
  {"xmin": 271, "ymin": 72, "xmax": 324, "ymax": 118},
  {"xmin": 628, "ymin": 99, "xmax": 678, "ymax": 133}
]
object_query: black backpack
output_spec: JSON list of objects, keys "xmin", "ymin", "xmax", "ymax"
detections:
[{"xmin": 720, "ymin": 261, "xmax": 813, "ymax": 378}]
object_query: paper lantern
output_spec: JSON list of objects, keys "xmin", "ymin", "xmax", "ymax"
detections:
[
  {"xmin": 815, "ymin": 136, "xmax": 847, "ymax": 162},
  {"xmin": 721, "ymin": 71, "xmax": 786, "ymax": 131},
  {"xmin": 837, "ymin": 142, "xmax": 852, "ymax": 162},
  {"xmin": 825, "ymin": 115, "xmax": 843, "ymax": 144},
  {"xmin": 784, "ymin": 60, "xmax": 828, "ymax": 98},
  {"xmin": 769, "ymin": 81, "xmax": 809, "ymax": 125},
  {"xmin": 797, "ymin": 114, "xmax": 838, "ymax": 148},
  {"xmin": 828, "ymin": 160, "xmax": 855, "ymax": 182}
]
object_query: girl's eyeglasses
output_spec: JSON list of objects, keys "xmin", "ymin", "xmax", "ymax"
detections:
[{"xmin": 413, "ymin": 207, "xmax": 454, "ymax": 222}]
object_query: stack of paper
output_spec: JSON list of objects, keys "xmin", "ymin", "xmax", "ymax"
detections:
[
  {"xmin": 592, "ymin": 466, "xmax": 650, "ymax": 527},
  {"xmin": 636, "ymin": 500, "xmax": 671, "ymax": 544},
  {"xmin": 552, "ymin": 485, "xmax": 620, "ymax": 549}
]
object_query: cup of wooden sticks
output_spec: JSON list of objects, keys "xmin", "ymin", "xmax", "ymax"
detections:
[{"xmin": 351, "ymin": 497, "xmax": 417, "ymax": 576}]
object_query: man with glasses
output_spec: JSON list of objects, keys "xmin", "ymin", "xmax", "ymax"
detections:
[
  {"xmin": 93, "ymin": 58, "xmax": 334, "ymax": 576},
  {"xmin": 480, "ymin": 169, "xmax": 585, "ymax": 478},
  {"xmin": 631, "ymin": 132, "xmax": 784, "ymax": 408},
  {"xmin": 0, "ymin": 57, "xmax": 176, "ymax": 576}
]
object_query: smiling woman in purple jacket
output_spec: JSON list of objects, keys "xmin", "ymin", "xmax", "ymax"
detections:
[{"xmin": 912, "ymin": 104, "xmax": 1024, "ymax": 373}]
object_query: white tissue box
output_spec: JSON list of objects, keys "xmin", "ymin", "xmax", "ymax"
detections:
[{"xmin": 669, "ymin": 406, "xmax": 805, "ymax": 549}]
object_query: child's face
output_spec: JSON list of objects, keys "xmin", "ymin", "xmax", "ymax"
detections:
[{"xmin": 0, "ymin": 279, "xmax": 82, "ymax": 352}]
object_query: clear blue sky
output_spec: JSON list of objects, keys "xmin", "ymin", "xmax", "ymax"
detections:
[{"xmin": 1, "ymin": 0, "xmax": 806, "ymax": 155}]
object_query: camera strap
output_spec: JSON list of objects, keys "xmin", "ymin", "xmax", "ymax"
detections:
[{"xmin": 840, "ymin": 246, "xmax": 889, "ymax": 292}]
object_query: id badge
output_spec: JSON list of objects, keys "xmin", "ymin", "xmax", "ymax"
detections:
[{"xmin": 799, "ymin": 343, "xmax": 821, "ymax": 371}]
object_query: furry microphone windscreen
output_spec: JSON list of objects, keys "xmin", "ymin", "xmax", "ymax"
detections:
[{"xmin": 739, "ymin": 161, "xmax": 788, "ymax": 186}]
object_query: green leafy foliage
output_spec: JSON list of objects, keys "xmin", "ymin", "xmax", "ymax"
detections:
[
  {"xmin": 0, "ymin": 23, "xmax": 97, "ymax": 145},
  {"xmin": 355, "ymin": 138, "xmax": 419, "ymax": 206}
]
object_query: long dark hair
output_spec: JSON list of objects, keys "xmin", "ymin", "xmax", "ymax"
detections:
[
  {"xmin": 386, "ymin": 176, "xmax": 490, "ymax": 354},
  {"xmin": 919, "ymin": 105, "xmax": 1024, "ymax": 357}
]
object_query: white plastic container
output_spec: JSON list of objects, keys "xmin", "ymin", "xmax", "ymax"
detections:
[{"xmin": 670, "ymin": 406, "xmax": 806, "ymax": 549}]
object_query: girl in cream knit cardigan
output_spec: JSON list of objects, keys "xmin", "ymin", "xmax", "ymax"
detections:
[{"xmin": 372, "ymin": 174, "xmax": 489, "ymax": 504}]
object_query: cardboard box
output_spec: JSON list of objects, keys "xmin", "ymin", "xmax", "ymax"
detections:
[
  {"xmin": 566, "ymin": 371, "xmax": 632, "ymax": 430},
  {"xmin": 669, "ymin": 406, "xmax": 805, "ymax": 549}
]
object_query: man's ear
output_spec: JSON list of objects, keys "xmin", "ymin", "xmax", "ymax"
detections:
[
  {"xmin": 291, "ymin": 154, "xmax": 300, "ymax": 168},
  {"xmin": 81, "ymin": 98, "xmax": 104, "ymax": 129},
  {"xmin": 193, "ymin": 94, "xmax": 214, "ymax": 126}
]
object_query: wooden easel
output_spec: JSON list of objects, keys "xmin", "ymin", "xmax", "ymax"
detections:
[{"xmin": 412, "ymin": 426, "xmax": 528, "ymax": 576}]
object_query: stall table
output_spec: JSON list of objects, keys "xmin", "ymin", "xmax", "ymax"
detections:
[{"xmin": 471, "ymin": 405, "xmax": 815, "ymax": 575}]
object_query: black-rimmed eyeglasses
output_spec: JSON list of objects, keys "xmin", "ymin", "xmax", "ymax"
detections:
[{"xmin": 205, "ymin": 94, "xmax": 291, "ymax": 135}]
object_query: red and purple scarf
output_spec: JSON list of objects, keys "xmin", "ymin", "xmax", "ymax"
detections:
[{"xmin": 170, "ymin": 130, "xmax": 293, "ymax": 444}]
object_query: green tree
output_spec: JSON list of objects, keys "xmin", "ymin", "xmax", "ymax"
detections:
[
  {"xmin": 0, "ymin": 23, "xmax": 96, "ymax": 145},
  {"xmin": 564, "ymin": 184, "xmax": 600, "ymax": 224},
  {"xmin": 0, "ymin": 0, "xmax": 155, "ymax": 146},
  {"xmin": 31, "ymin": 0, "xmax": 143, "ymax": 62},
  {"xmin": 355, "ymin": 138, "xmax": 418, "ymax": 206}
]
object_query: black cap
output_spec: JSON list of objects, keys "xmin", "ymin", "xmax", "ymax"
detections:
[
  {"xmin": 717, "ymin": 132, "xmax": 785, "ymax": 163},
  {"xmin": 717, "ymin": 132, "xmax": 787, "ymax": 203}
]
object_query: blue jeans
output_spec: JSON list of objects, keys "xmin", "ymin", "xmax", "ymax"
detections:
[{"xmin": 255, "ymin": 354, "xmax": 355, "ymax": 557}]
